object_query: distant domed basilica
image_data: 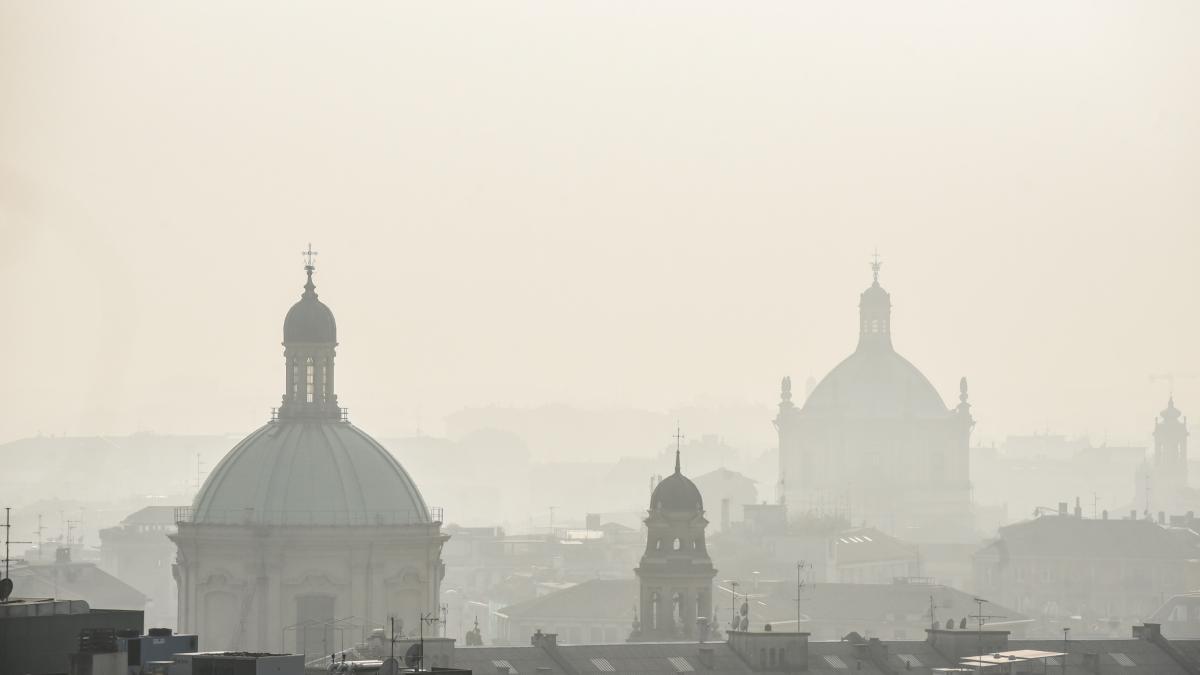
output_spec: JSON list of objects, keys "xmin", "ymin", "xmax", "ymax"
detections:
[
  {"xmin": 775, "ymin": 257, "xmax": 974, "ymax": 541},
  {"xmin": 172, "ymin": 254, "xmax": 445, "ymax": 654}
]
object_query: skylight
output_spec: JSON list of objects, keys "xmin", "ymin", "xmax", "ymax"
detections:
[
  {"xmin": 668, "ymin": 656, "xmax": 695, "ymax": 672},
  {"xmin": 1110, "ymin": 653, "xmax": 1135, "ymax": 667},
  {"xmin": 824, "ymin": 655, "xmax": 848, "ymax": 669}
]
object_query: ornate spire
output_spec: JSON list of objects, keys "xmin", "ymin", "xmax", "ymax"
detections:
[
  {"xmin": 301, "ymin": 243, "xmax": 319, "ymax": 299},
  {"xmin": 871, "ymin": 248, "xmax": 882, "ymax": 284},
  {"xmin": 673, "ymin": 423, "xmax": 685, "ymax": 474}
]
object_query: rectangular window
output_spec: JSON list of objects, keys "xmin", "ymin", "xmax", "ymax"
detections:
[{"xmin": 306, "ymin": 358, "xmax": 315, "ymax": 402}]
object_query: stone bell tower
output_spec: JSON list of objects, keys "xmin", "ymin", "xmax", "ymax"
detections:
[{"xmin": 631, "ymin": 427, "xmax": 717, "ymax": 642}]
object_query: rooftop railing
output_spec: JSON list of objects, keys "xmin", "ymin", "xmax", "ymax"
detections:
[{"xmin": 174, "ymin": 506, "xmax": 443, "ymax": 527}]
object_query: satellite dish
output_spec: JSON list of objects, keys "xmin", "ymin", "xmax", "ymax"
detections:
[
  {"xmin": 379, "ymin": 657, "xmax": 400, "ymax": 675},
  {"xmin": 0, "ymin": 578, "xmax": 12, "ymax": 603},
  {"xmin": 404, "ymin": 643, "xmax": 423, "ymax": 669}
]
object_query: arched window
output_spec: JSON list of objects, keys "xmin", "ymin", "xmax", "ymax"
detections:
[
  {"xmin": 655, "ymin": 538, "xmax": 662, "ymax": 551},
  {"xmin": 305, "ymin": 357, "xmax": 315, "ymax": 402},
  {"xmin": 760, "ymin": 649, "xmax": 766, "ymax": 667},
  {"xmin": 769, "ymin": 648, "xmax": 777, "ymax": 667}
]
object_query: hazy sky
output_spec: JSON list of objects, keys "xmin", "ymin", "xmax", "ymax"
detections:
[{"xmin": 2, "ymin": 2, "xmax": 1197, "ymax": 449}]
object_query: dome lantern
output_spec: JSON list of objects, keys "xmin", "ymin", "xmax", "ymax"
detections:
[
  {"xmin": 858, "ymin": 250, "xmax": 893, "ymax": 351},
  {"xmin": 279, "ymin": 245, "xmax": 341, "ymax": 419}
]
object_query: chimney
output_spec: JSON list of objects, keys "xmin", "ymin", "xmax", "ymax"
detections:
[
  {"xmin": 1058, "ymin": 502, "xmax": 1068, "ymax": 516},
  {"xmin": 697, "ymin": 647, "xmax": 715, "ymax": 669},
  {"xmin": 530, "ymin": 630, "xmax": 558, "ymax": 649},
  {"xmin": 721, "ymin": 499, "xmax": 731, "ymax": 531},
  {"xmin": 1074, "ymin": 497, "xmax": 1082, "ymax": 518}
]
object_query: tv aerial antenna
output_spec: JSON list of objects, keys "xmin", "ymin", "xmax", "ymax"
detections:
[
  {"xmin": 412, "ymin": 611, "xmax": 444, "ymax": 671},
  {"xmin": 795, "ymin": 561, "xmax": 811, "ymax": 631},
  {"xmin": 3, "ymin": 508, "xmax": 33, "ymax": 602},
  {"xmin": 970, "ymin": 597, "xmax": 1007, "ymax": 673}
]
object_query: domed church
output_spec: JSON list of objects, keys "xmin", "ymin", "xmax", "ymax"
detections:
[
  {"xmin": 171, "ymin": 254, "xmax": 446, "ymax": 654},
  {"xmin": 775, "ymin": 257, "xmax": 974, "ymax": 542}
]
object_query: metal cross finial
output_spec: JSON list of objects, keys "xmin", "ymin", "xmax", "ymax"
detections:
[
  {"xmin": 870, "ymin": 248, "xmax": 882, "ymax": 283},
  {"xmin": 673, "ymin": 423, "xmax": 685, "ymax": 474},
  {"xmin": 302, "ymin": 243, "xmax": 319, "ymax": 270}
]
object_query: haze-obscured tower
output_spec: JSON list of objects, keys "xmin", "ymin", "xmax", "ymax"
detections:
[
  {"xmin": 172, "ymin": 252, "xmax": 446, "ymax": 655},
  {"xmin": 776, "ymin": 256, "xmax": 974, "ymax": 541},
  {"xmin": 1152, "ymin": 397, "xmax": 1190, "ymax": 505},
  {"xmin": 632, "ymin": 433, "xmax": 716, "ymax": 641}
]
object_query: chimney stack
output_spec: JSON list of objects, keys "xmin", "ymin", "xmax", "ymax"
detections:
[
  {"xmin": 1058, "ymin": 502, "xmax": 1068, "ymax": 516},
  {"xmin": 1074, "ymin": 497, "xmax": 1082, "ymax": 518}
]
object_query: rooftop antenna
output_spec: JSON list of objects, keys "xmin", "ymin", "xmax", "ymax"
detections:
[
  {"xmin": 795, "ymin": 561, "xmax": 810, "ymax": 633},
  {"xmin": 3, "ymin": 508, "xmax": 32, "ymax": 601},
  {"xmin": 35, "ymin": 514, "xmax": 45, "ymax": 561},
  {"xmin": 970, "ymin": 597, "xmax": 1006, "ymax": 673},
  {"xmin": 416, "ymin": 611, "xmax": 444, "ymax": 671},
  {"xmin": 194, "ymin": 453, "xmax": 207, "ymax": 491},
  {"xmin": 1061, "ymin": 627, "xmax": 1070, "ymax": 675}
]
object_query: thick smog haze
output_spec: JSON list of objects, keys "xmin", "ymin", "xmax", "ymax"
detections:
[
  {"xmin": 2, "ymin": 1, "xmax": 1198, "ymax": 452},
  {"xmin": 9, "ymin": 3, "xmax": 1200, "ymax": 666}
]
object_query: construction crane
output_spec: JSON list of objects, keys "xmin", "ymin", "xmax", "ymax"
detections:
[{"xmin": 1150, "ymin": 373, "xmax": 1198, "ymax": 395}]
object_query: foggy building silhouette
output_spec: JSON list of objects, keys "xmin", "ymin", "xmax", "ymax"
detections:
[
  {"xmin": 170, "ymin": 257, "xmax": 445, "ymax": 654},
  {"xmin": 1154, "ymin": 397, "xmax": 1190, "ymax": 501},
  {"xmin": 1137, "ymin": 397, "xmax": 1193, "ymax": 515},
  {"xmin": 775, "ymin": 257, "xmax": 974, "ymax": 541},
  {"xmin": 631, "ymin": 441, "xmax": 716, "ymax": 641}
]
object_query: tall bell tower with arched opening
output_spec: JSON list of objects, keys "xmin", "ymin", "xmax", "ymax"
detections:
[{"xmin": 631, "ymin": 428, "xmax": 717, "ymax": 641}]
